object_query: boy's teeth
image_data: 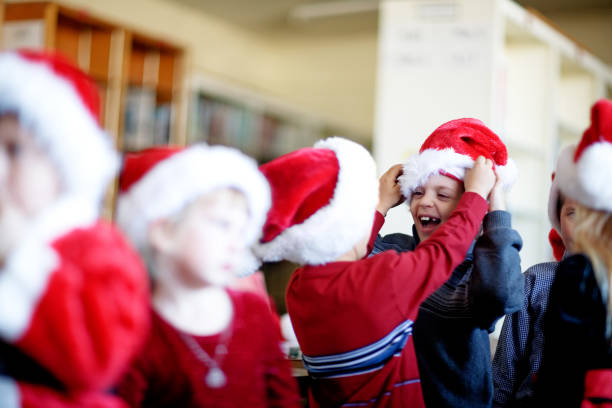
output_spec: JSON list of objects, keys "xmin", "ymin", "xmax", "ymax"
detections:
[{"xmin": 419, "ymin": 216, "xmax": 440, "ymax": 226}]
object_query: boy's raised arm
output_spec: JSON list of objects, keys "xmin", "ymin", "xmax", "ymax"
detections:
[{"xmin": 376, "ymin": 164, "xmax": 405, "ymax": 217}]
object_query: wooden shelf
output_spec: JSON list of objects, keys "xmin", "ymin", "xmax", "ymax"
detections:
[{"xmin": 1, "ymin": 1, "xmax": 187, "ymax": 218}]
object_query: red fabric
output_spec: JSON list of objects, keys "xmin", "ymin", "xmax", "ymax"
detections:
[
  {"xmin": 548, "ymin": 228, "xmax": 565, "ymax": 261},
  {"xmin": 366, "ymin": 211, "xmax": 386, "ymax": 256},
  {"xmin": 119, "ymin": 146, "xmax": 183, "ymax": 193},
  {"xmin": 116, "ymin": 290, "xmax": 301, "ymax": 408},
  {"xmin": 575, "ymin": 99, "xmax": 612, "ymax": 162},
  {"xmin": 15, "ymin": 222, "xmax": 150, "ymax": 392},
  {"xmin": 286, "ymin": 192, "xmax": 488, "ymax": 407},
  {"xmin": 259, "ymin": 148, "xmax": 338, "ymax": 243},
  {"xmin": 18, "ymin": 50, "xmax": 100, "ymax": 124},
  {"xmin": 17, "ymin": 381, "xmax": 128, "ymax": 408},
  {"xmin": 582, "ymin": 369, "xmax": 612, "ymax": 408},
  {"xmin": 420, "ymin": 118, "xmax": 509, "ymax": 166}
]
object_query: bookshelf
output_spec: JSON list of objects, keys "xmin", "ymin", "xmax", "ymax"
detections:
[
  {"xmin": 188, "ymin": 75, "xmax": 337, "ymax": 163},
  {"xmin": 0, "ymin": 1, "xmax": 187, "ymax": 217},
  {"xmin": 123, "ymin": 32, "xmax": 186, "ymax": 151}
]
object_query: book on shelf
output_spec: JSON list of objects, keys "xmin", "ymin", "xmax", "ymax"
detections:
[
  {"xmin": 188, "ymin": 92, "xmax": 324, "ymax": 163},
  {"xmin": 123, "ymin": 86, "xmax": 156, "ymax": 151},
  {"xmin": 153, "ymin": 103, "xmax": 171, "ymax": 146}
]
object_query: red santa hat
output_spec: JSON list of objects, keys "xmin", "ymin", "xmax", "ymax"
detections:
[
  {"xmin": 549, "ymin": 99, "xmax": 612, "ymax": 218},
  {"xmin": 253, "ymin": 137, "xmax": 378, "ymax": 265},
  {"xmin": 399, "ymin": 118, "xmax": 517, "ymax": 201},
  {"xmin": 116, "ymin": 144, "xmax": 270, "ymax": 258},
  {"xmin": 0, "ymin": 50, "xmax": 118, "ymax": 202}
]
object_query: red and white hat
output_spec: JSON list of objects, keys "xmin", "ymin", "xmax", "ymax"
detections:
[
  {"xmin": 399, "ymin": 118, "xmax": 517, "ymax": 201},
  {"xmin": 548, "ymin": 99, "xmax": 612, "ymax": 225},
  {"xmin": 547, "ymin": 171, "xmax": 564, "ymax": 233},
  {"xmin": 0, "ymin": 50, "xmax": 118, "ymax": 202},
  {"xmin": 116, "ymin": 144, "xmax": 270, "ymax": 256},
  {"xmin": 253, "ymin": 137, "xmax": 378, "ymax": 265}
]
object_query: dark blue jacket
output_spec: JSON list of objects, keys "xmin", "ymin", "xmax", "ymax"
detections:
[
  {"xmin": 534, "ymin": 254, "xmax": 612, "ymax": 407},
  {"xmin": 372, "ymin": 210, "xmax": 523, "ymax": 408}
]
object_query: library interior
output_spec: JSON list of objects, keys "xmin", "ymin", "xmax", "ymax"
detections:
[{"xmin": 1, "ymin": 0, "xmax": 612, "ymax": 405}]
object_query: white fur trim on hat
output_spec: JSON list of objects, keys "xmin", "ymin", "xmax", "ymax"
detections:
[
  {"xmin": 253, "ymin": 136, "xmax": 378, "ymax": 265},
  {"xmin": 576, "ymin": 141, "xmax": 612, "ymax": 212},
  {"xmin": 546, "ymin": 146, "xmax": 575, "ymax": 233},
  {"xmin": 547, "ymin": 177, "xmax": 562, "ymax": 233},
  {"xmin": 399, "ymin": 148, "xmax": 518, "ymax": 202},
  {"xmin": 117, "ymin": 144, "xmax": 271, "ymax": 257},
  {"xmin": 0, "ymin": 53, "xmax": 118, "ymax": 203},
  {"xmin": 555, "ymin": 141, "xmax": 612, "ymax": 214},
  {"xmin": 553, "ymin": 144, "xmax": 583, "ymax": 222},
  {"xmin": 0, "ymin": 197, "xmax": 98, "ymax": 341}
]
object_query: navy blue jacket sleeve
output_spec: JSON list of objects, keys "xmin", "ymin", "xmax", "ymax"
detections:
[
  {"xmin": 470, "ymin": 210, "xmax": 523, "ymax": 330},
  {"xmin": 535, "ymin": 254, "xmax": 612, "ymax": 407}
]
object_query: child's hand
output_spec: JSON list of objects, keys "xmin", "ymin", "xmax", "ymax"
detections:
[
  {"xmin": 464, "ymin": 156, "xmax": 496, "ymax": 201},
  {"xmin": 376, "ymin": 164, "xmax": 405, "ymax": 216},
  {"xmin": 488, "ymin": 172, "xmax": 506, "ymax": 212}
]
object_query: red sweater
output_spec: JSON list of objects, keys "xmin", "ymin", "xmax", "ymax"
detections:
[
  {"xmin": 117, "ymin": 289, "xmax": 301, "ymax": 408},
  {"xmin": 286, "ymin": 192, "xmax": 488, "ymax": 408},
  {"xmin": 0, "ymin": 214, "xmax": 149, "ymax": 408}
]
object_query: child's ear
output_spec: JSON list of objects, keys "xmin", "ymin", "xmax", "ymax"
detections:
[{"xmin": 148, "ymin": 219, "xmax": 175, "ymax": 254}]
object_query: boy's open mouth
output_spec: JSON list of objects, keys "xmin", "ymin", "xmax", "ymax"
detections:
[{"xmin": 419, "ymin": 216, "xmax": 441, "ymax": 227}]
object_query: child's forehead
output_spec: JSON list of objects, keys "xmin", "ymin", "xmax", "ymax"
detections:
[
  {"xmin": 188, "ymin": 188, "xmax": 249, "ymax": 213},
  {"xmin": 0, "ymin": 114, "xmax": 38, "ymax": 145},
  {"xmin": 0, "ymin": 113, "xmax": 23, "ymax": 132},
  {"xmin": 202, "ymin": 187, "xmax": 247, "ymax": 203},
  {"xmin": 418, "ymin": 173, "xmax": 463, "ymax": 189}
]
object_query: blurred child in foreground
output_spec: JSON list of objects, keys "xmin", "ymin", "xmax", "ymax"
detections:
[{"xmin": 0, "ymin": 50, "xmax": 149, "ymax": 407}]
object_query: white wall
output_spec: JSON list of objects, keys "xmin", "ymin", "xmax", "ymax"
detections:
[{"xmin": 374, "ymin": 0, "xmax": 503, "ymax": 236}]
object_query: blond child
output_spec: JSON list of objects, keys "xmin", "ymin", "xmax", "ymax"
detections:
[{"xmin": 115, "ymin": 145, "xmax": 301, "ymax": 407}]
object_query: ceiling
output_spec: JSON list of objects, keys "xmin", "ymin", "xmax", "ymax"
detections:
[{"xmin": 171, "ymin": 0, "xmax": 612, "ymax": 29}]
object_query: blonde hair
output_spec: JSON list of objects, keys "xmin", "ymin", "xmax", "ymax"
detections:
[{"xmin": 573, "ymin": 204, "xmax": 612, "ymax": 338}]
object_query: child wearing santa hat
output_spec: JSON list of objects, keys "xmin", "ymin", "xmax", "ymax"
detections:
[
  {"xmin": 253, "ymin": 136, "xmax": 497, "ymax": 407},
  {"xmin": 114, "ymin": 145, "xmax": 301, "ymax": 407},
  {"xmin": 0, "ymin": 50, "xmax": 150, "ymax": 407},
  {"xmin": 370, "ymin": 118, "xmax": 523, "ymax": 408},
  {"xmin": 492, "ymin": 171, "xmax": 579, "ymax": 407},
  {"xmin": 531, "ymin": 98, "xmax": 612, "ymax": 407}
]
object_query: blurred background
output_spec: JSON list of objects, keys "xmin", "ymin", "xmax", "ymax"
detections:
[{"xmin": 2, "ymin": 0, "xmax": 611, "ymax": 317}]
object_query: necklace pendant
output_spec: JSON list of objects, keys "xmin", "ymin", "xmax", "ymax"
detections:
[{"xmin": 206, "ymin": 367, "xmax": 227, "ymax": 388}]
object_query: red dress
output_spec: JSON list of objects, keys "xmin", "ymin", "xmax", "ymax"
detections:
[{"xmin": 117, "ymin": 289, "xmax": 301, "ymax": 408}]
